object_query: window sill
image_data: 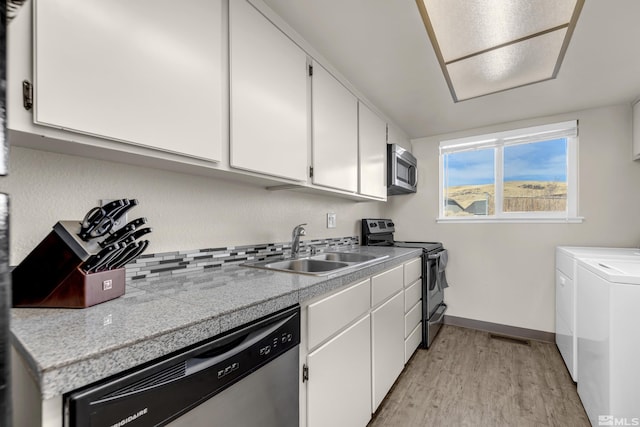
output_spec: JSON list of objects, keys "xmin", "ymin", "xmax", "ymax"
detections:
[{"xmin": 436, "ymin": 216, "xmax": 584, "ymax": 224}]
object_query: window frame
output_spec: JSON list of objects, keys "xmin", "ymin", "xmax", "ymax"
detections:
[{"xmin": 437, "ymin": 120, "xmax": 582, "ymax": 223}]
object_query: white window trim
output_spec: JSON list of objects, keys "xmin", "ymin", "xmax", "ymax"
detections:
[{"xmin": 437, "ymin": 120, "xmax": 582, "ymax": 223}]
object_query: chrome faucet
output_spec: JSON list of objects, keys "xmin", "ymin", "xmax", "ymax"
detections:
[{"xmin": 291, "ymin": 223, "xmax": 307, "ymax": 258}]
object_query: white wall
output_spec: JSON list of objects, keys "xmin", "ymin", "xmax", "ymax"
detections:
[
  {"xmin": 384, "ymin": 103, "xmax": 640, "ymax": 333},
  {"xmin": 0, "ymin": 147, "xmax": 383, "ymax": 265}
]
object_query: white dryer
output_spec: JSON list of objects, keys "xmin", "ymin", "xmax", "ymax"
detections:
[
  {"xmin": 555, "ymin": 247, "xmax": 640, "ymax": 382},
  {"xmin": 576, "ymin": 258, "xmax": 640, "ymax": 425}
]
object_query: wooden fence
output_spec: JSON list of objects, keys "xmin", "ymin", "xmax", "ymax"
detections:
[{"xmin": 503, "ymin": 196, "xmax": 566, "ymax": 212}]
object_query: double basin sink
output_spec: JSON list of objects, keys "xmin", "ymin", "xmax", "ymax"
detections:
[{"xmin": 243, "ymin": 251, "xmax": 388, "ymax": 276}]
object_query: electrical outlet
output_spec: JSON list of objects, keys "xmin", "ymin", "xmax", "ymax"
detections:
[
  {"xmin": 327, "ymin": 212, "xmax": 337, "ymax": 229},
  {"xmin": 100, "ymin": 199, "xmax": 127, "ymax": 231}
]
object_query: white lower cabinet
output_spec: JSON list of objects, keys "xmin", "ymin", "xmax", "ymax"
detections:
[
  {"xmin": 371, "ymin": 291, "xmax": 405, "ymax": 411},
  {"xmin": 302, "ymin": 258, "xmax": 420, "ymax": 427},
  {"xmin": 307, "ymin": 315, "xmax": 371, "ymax": 427}
]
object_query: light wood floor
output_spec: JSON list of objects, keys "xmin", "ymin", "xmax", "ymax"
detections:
[{"xmin": 369, "ymin": 325, "xmax": 590, "ymax": 427}]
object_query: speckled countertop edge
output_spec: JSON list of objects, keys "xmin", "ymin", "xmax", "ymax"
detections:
[{"xmin": 11, "ymin": 246, "xmax": 422, "ymax": 399}]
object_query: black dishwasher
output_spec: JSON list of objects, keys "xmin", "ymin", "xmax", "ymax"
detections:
[{"xmin": 64, "ymin": 305, "xmax": 300, "ymax": 427}]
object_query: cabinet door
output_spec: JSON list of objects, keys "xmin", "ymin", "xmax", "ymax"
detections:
[
  {"xmin": 229, "ymin": 0, "xmax": 308, "ymax": 181},
  {"xmin": 311, "ymin": 63, "xmax": 358, "ymax": 192},
  {"xmin": 372, "ymin": 291, "xmax": 405, "ymax": 411},
  {"xmin": 307, "ymin": 315, "xmax": 371, "ymax": 427},
  {"xmin": 33, "ymin": 0, "xmax": 223, "ymax": 162},
  {"xmin": 358, "ymin": 102, "xmax": 387, "ymax": 199}
]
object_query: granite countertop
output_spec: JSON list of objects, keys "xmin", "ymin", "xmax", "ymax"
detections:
[{"xmin": 10, "ymin": 246, "xmax": 421, "ymax": 400}]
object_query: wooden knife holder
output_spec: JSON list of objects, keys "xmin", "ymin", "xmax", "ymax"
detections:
[{"xmin": 12, "ymin": 221, "xmax": 126, "ymax": 308}]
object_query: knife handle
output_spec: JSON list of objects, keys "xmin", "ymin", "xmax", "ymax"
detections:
[
  {"xmin": 112, "ymin": 240, "xmax": 149, "ymax": 269},
  {"xmin": 108, "ymin": 199, "xmax": 139, "ymax": 223},
  {"xmin": 100, "ymin": 244, "xmax": 134, "ymax": 271},
  {"xmin": 124, "ymin": 217, "xmax": 148, "ymax": 230},
  {"xmin": 100, "ymin": 223, "xmax": 136, "ymax": 247},
  {"xmin": 130, "ymin": 227, "xmax": 152, "ymax": 241},
  {"xmin": 81, "ymin": 242, "xmax": 122, "ymax": 273}
]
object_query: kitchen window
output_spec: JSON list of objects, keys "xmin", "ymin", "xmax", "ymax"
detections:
[{"xmin": 438, "ymin": 120, "xmax": 581, "ymax": 223}]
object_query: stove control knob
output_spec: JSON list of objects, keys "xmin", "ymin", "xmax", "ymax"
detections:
[
  {"xmin": 387, "ymin": 222, "xmax": 394, "ymax": 227},
  {"xmin": 370, "ymin": 223, "xmax": 377, "ymax": 227}
]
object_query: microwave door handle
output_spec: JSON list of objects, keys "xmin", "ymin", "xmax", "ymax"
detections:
[{"xmin": 410, "ymin": 165, "xmax": 418, "ymax": 186}]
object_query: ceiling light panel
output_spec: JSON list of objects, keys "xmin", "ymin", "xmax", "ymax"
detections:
[
  {"xmin": 447, "ymin": 28, "xmax": 567, "ymax": 101},
  {"xmin": 416, "ymin": 0, "xmax": 584, "ymax": 101}
]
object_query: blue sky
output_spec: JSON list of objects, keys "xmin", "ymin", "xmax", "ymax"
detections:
[{"xmin": 444, "ymin": 139, "xmax": 567, "ymax": 187}]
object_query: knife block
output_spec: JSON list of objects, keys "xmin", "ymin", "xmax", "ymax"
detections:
[{"xmin": 12, "ymin": 221, "xmax": 126, "ymax": 308}]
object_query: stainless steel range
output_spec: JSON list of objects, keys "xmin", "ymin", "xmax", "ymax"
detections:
[{"xmin": 362, "ymin": 219, "xmax": 448, "ymax": 348}]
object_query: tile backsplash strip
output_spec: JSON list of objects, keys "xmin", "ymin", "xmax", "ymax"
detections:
[{"xmin": 126, "ymin": 236, "xmax": 360, "ymax": 281}]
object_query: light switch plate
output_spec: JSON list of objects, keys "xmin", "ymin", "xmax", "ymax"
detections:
[{"xmin": 327, "ymin": 212, "xmax": 337, "ymax": 228}]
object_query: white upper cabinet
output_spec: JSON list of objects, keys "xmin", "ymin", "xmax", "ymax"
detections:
[
  {"xmin": 311, "ymin": 63, "xmax": 358, "ymax": 192},
  {"xmin": 387, "ymin": 122, "xmax": 411, "ymax": 149},
  {"xmin": 32, "ymin": 0, "xmax": 223, "ymax": 162},
  {"xmin": 229, "ymin": 0, "xmax": 308, "ymax": 181},
  {"xmin": 358, "ymin": 102, "xmax": 387, "ymax": 199}
]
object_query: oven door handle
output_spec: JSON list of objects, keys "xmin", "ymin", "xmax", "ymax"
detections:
[{"xmin": 428, "ymin": 304, "xmax": 447, "ymax": 325}]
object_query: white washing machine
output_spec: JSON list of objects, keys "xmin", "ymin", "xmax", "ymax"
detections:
[
  {"xmin": 555, "ymin": 247, "xmax": 640, "ymax": 382},
  {"xmin": 576, "ymin": 258, "xmax": 640, "ymax": 426}
]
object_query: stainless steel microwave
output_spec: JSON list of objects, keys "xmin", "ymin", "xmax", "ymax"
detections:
[{"xmin": 387, "ymin": 144, "xmax": 417, "ymax": 195}]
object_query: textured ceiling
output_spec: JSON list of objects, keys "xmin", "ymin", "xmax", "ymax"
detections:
[{"xmin": 261, "ymin": 0, "xmax": 640, "ymax": 139}]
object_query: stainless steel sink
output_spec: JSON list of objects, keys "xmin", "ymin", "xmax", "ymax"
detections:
[
  {"xmin": 260, "ymin": 258, "xmax": 349, "ymax": 273},
  {"xmin": 313, "ymin": 252, "xmax": 377, "ymax": 263},
  {"xmin": 242, "ymin": 251, "xmax": 387, "ymax": 276}
]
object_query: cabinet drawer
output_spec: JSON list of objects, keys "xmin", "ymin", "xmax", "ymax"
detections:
[
  {"xmin": 405, "ymin": 323, "xmax": 422, "ymax": 364},
  {"xmin": 308, "ymin": 279, "xmax": 371, "ymax": 350},
  {"xmin": 372, "ymin": 265, "xmax": 403, "ymax": 307},
  {"xmin": 404, "ymin": 279, "xmax": 421, "ymax": 313},
  {"xmin": 404, "ymin": 258, "xmax": 421, "ymax": 287},
  {"xmin": 556, "ymin": 250, "xmax": 575, "ymax": 279},
  {"xmin": 405, "ymin": 300, "xmax": 422, "ymax": 339}
]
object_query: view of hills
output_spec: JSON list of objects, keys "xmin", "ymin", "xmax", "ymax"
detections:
[{"xmin": 445, "ymin": 181, "xmax": 567, "ymax": 216}]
